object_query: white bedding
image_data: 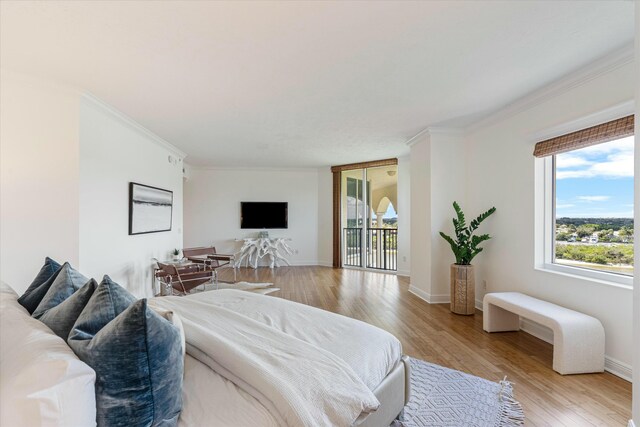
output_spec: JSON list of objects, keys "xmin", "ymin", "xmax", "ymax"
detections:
[
  {"xmin": 181, "ymin": 289, "xmax": 403, "ymax": 390},
  {"xmin": 179, "ymin": 354, "xmax": 279, "ymax": 427},
  {"xmin": 152, "ymin": 290, "xmax": 403, "ymax": 427}
]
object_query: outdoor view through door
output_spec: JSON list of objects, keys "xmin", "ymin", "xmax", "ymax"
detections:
[{"xmin": 341, "ymin": 165, "xmax": 398, "ymax": 271}]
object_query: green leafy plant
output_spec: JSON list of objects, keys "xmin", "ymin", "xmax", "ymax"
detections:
[
  {"xmin": 439, "ymin": 202, "xmax": 496, "ymax": 265},
  {"xmin": 173, "ymin": 248, "xmax": 180, "ymax": 256}
]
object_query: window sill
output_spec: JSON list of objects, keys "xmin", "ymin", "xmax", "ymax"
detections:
[{"xmin": 536, "ymin": 263, "xmax": 633, "ymax": 290}]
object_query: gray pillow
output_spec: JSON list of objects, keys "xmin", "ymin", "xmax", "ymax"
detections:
[
  {"xmin": 69, "ymin": 287, "xmax": 183, "ymax": 427},
  {"xmin": 37, "ymin": 279, "xmax": 98, "ymax": 340},
  {"xmin": 18, "ymin": 257, "xmax": 62, "ymax": 314},
  {"xmin": 32, "ymin": 263, "xmax": 88, "ymax": 318}
]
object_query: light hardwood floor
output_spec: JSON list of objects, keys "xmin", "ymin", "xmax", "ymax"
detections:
[{"xmin": 217, "ymin": 265, "xmax": 631, "ymax": 427}]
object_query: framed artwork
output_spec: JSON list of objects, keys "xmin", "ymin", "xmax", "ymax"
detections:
[{"xmin": 128, "ymin": 182, "xmax": 173, "ymax": 235}]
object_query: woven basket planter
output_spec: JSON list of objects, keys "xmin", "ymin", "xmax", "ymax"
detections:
[{"xmin": 450, "ymin": 264, "xmax": 475, "ymax": 315}]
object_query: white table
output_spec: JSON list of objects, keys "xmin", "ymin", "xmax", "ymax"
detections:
[{"xmin": 235, "ymin": 238, "xmax": 294, "ymax": 269}]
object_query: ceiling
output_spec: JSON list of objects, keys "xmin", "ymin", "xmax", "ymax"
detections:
[{"xmin": 0, "ymin": 1, "xmax": 634, "ymax": 167}]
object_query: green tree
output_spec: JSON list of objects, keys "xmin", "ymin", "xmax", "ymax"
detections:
[{"xmin": 576, "ymin": 225, "xmax": 595, "ymax": 238}]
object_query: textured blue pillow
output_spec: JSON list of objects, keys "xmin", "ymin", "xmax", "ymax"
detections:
[
  {"xmin": 18, "ymin": 257, "xmax": 62, "ymax": 313},
  {"xmin": 70, "ymin": 275, "xmax": 136, "ymax": 339},
  {"xmin": 32, "ymin": 263, "xmax": 89, "ymax": 319},
  {"xmin": 69, "ymin": 298, "xmax": 183, "ymax": 427},
  {"xmin": 37, "ymin": 278, "xmax": 98, "ymax": 339}
]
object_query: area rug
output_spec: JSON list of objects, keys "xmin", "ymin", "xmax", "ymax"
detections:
[
  {"xmin": 202, "ymin": 281, "xmax": 279, "ymax": 295},
  {"xmin": 393, "ymin": 358, "xmax": 524, "ymax": 427}
]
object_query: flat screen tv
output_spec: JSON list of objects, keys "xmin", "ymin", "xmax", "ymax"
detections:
[{"xmin": 241, "ymin": 202, "xmax": 288, "ymax": 229}]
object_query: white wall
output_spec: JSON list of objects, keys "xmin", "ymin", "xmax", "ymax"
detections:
[
  {"xmin": 396, "ymin": 156, "xmax": 411, "ymax": 276},
  {"xmin": 633, "ymin": 2, "xmax": 639, "ymax": 423},
  {"xmin": 465, "ymin": 60, "xmax": 635, "ymax": 369},
  {"xmin": 317, "ymin": 168, "xmax": 333, "ymax": 266},
  {"xmin": 183, "ymin": 168, "xmax": 321, "ymax": 265},
  {"xmin": 0, "ymin": 70, "xmax": 81, "ymax": 293},
  {"xmin": 0, "ymin": 70, "xmax": 184, "ymax": 297},
  {"xmin": 409, "ymin": 131, "xmax": 466, "ymax": 301},
  {"xmin": 409, "ymin": 136, "xmax": 432, "ymax": 296},
  {"xmin": 78, "ymin": 95, "xmax": 184, "ymax": 297},
  {"xmin": 429, "ymin": 132, "xmax": 467, "ymax": 297}
]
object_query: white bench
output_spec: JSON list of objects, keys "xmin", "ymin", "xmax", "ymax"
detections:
[{"xmin": 483, "ymin": 292, "xmax": 605, "ymax": 375}]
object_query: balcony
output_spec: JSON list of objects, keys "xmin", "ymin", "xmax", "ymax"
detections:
[{"xmin": 343, "ymin": 227, "xmax": 397, "ymax": 271}]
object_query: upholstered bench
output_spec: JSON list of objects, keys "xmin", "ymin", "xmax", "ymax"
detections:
[{"xmin": 482, "ymin": 292, "xmax": 605, "ymax": 375}]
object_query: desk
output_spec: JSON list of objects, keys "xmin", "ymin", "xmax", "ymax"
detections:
[{"xmin": 235, "ymin": 238, "xmax": 294, "ymax": 269}]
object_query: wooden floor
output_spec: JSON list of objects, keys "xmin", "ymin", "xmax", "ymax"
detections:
[{"xmin": 217, "ymin": 266, "xmax": 632, "ymax": 427}]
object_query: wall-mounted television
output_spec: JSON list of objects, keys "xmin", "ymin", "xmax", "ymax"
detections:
[{"xmin": 241, "ymin": 202, "xmax": 288, "ymax": 229}]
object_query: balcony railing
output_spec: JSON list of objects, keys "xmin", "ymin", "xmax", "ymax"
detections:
[
  {"xmin": 343, "ymin": 227, "xmax": 398, "ymax": 271},
  {"xmin": 344, "ymin": 228, "xmax": 363, "ymax": 267}
]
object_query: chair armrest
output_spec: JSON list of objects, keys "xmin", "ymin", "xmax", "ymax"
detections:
[{"xmin": 207, "ymin": 254, "xmax": 234, "ymax": 261}]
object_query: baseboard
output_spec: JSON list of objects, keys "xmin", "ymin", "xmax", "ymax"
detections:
[
  {"xmin": 408, "ymin": 285, "xmax": 430, "ymax": 303},
  {"xmin": 604, "ymin": 356, "xmax": 633, "ymax": 382},
  {"xmin": 475, "ymin": 298, "xmax": 483, "ymax": 311},
  {"xmin": 316, "ymin": 261, "xmax": 334, "ymax": 268},
  {"xmin": 520, "ymin": 318, "xmax": 553, "ymax": 344},
  {"xmin": 408, "ymin": 285, "xmax": 450, "ymax": 304},
  {"xmin": 396, "ymin": 269, "xmax": 410, "ymax": 277}
]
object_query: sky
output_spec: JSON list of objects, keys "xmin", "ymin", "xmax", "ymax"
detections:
[
  {"xmin": 383, "ymin": 203, "xmax": 397, "ymax": 219},
  {"xmin": 555, "ymin": 136, "xmax": 634, "ymax": 218}
]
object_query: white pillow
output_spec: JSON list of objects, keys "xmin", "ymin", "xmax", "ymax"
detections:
[
  {"xmin": 0, "ymin": 283, "xmax": 97, "ymax": 427},
  {"xmin": 148, "ymin": 299, "xmax": 187, "ymax": 359}
]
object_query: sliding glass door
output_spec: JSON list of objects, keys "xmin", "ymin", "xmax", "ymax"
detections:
[{"xmin": 340, "ymin": 165, "xmax": 398, "ymax": 271}]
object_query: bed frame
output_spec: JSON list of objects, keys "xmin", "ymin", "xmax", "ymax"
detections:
[{"xmin": 358, "ymin": 355, "xmax": 411, "ymax": 427}]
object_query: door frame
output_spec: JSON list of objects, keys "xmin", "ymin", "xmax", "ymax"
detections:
[{"xmin": 330, "ymin": 158, "xmax": 398, "ymax": 268}]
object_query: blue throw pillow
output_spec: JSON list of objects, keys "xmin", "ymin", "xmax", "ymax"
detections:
[
  {"xmin": 18, "ymin": 257, "xmax": 62, "ymax": 313},
  {"xmin": 69, "ymin": 298, "xmax": 183, "ymax": 427},
  {"xmin": 37, "ymin": 278, "xmax": 98, "ymax": 339},
  {"xmin": 32, "ymin": 263, "xmax": 89, "ymax": 318},
  {"xmin": 70, "ymin": 275, "xmax": 136, "ymax": 339}
]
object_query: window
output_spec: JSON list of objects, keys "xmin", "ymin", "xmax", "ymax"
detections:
[{"xmin": 535, "ymin": 115, "xmax": 634, "ymax": 286}]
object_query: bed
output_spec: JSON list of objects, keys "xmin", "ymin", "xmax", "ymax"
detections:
[
  {"xmin": 1, "ymin": 279, "xmax": 409, "ymax": 427},
  {"xmin": 151, "ymin": 289, "xmax": 411, "ymax": 427}
]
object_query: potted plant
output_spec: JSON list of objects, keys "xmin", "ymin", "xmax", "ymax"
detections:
[
  {"xmin": 440, "ymin": 202, "xmax": 496, "ymax": 315},
  {"xmin": 172, "ymin": 248, "xmax": 181, "ymax": 261}
]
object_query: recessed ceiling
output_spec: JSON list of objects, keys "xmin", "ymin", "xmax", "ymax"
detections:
[{"xmin": 0, "ymin": 1, "xmax": 634, "ymax": 167}]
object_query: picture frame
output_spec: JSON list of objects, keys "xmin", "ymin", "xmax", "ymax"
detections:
[{"xmin": 128, "ymin": 182, "xmax": 173, "ymax": 235}]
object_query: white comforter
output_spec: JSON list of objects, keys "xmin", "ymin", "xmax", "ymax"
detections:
[{"xmin": 151, "ymin": 290, "xmax": 402, "ymax": 427}]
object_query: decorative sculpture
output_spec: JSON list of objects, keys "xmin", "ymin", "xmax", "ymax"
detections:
[{"xmin": 235, "ymin": 238, "xmax": 294, "ymax": 269}]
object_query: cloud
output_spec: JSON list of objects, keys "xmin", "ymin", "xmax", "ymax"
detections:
[
  {"xmin": 555, "ymin": 155, "xmax": 592, "ymax": 169},
  {"xmin": 561, "ymin": 211, "xmax": 634, "ymax": 218},
  {"xmin": 576, "ymin": 196, "xmax": 610, "ymax": 202},
  {"xmin": 556, "ymin": 203, "xmax": 575, "ymax": 209},
  {"xmin": 556, "ymin": 137, "xmax": 634, "ymax": 180}
]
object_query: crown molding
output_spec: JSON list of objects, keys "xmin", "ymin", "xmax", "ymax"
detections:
[
  {"xmin": 528, "ymin": 99, "xmax": 635, "ymax": 143},
  {"xmin": 466, "ymin": 42, "xmax": 635, "ymax": 133},
  {"xmin": 405, "ymin": 126, "xmax": 465, "ymax": 147},
  {"xmin": 405, "ymin": 128, "xmax": 430, "ymax": 147},
  {"xmin": 186, "ymin": 163, "xmax": 322, "ymax": 173},
  {"xmin": 81, "ymin": 93, "xmax": 187, "ymax": 159}
]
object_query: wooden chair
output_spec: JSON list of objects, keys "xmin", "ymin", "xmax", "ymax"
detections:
[
  {"xmin": 182, "ymin": 246, "xmax": 236, "ymax": 283},
  {"xmin": 156, "ymin": 262, "xmax": 215, "ymax": 296}
]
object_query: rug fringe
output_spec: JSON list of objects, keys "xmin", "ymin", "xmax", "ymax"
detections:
[{"xmin": 497, "ymin": 377, "xmax": 525, "ymax": 427}]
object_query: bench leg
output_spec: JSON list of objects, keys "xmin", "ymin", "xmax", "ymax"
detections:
[
  {"xmin": 483, "ymin": 303, "xmax": 521, "ymax": 332},
  {"xmin": 552, "ymin": 326, "xmax": 605, "ymax": 375}
]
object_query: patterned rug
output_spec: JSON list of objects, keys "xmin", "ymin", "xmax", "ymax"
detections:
[{"xmin": 393, "ymin": 358, "xmax": 524, "ymax": 427}]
